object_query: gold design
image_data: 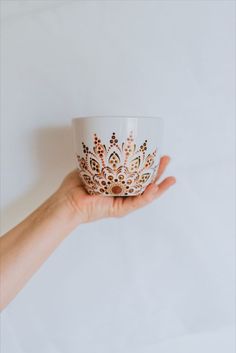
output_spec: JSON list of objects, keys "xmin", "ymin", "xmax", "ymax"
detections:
[{"xmin": 77, "ymin": 131, "xmax": 158, "ymax": 196}]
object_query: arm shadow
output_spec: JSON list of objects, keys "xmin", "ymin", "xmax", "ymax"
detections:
[{"xmin": 1, "ymin": 125, "xmax": 76, "ymax": 233}]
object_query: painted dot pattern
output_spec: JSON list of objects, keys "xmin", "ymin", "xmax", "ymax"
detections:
[{"xmin": 76, "ymin": 131, "xmax": 158, "ymax": 196}]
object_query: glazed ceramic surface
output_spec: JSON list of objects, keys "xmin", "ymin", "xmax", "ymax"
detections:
[{"xmin": 72, "ymin": 117, "xmax": 163, "ymax": 196}]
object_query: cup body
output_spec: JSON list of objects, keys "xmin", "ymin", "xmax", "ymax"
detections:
[{"xmin": 72, "ymin": 116, "xmax": 163, "ymax": 196}]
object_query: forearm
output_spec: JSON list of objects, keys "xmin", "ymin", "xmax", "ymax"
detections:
[{"xmin": 0, "ymin": 192, "xmax": 80, "ymax": 310}]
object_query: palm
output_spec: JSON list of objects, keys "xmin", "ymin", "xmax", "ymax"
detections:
[{"xmin": 59, "ymin": 156, "xmax": 175, "ymax": 224}]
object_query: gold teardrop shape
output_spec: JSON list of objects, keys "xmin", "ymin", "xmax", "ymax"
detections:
[
  {"xmin": 90, "ymin": 158, "xmax": 100, "ymax": 173},
  {"xmin": 144, "ymin": 154, "xmax": 154, "ymax": 169},
  {"xmin": 140, "ymin": 173, "xmax": 151, "ymax": 183},
  {"xmin": 128, "ymin": 156, "xmax": 140, "ymax": 172},
  {"xmin": 108, "ymin": 151, "xmax": 120, "ymax": 169}
]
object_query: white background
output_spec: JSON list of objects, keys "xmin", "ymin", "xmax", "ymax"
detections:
[{"xmin": 1, "ymin": 1, "xmax": 235, "ymax": 352}]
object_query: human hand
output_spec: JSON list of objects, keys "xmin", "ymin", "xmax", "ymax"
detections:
[
  {"xmin": 57, "ymin": 155, "xmax": 176, "ymax": 224},
  {"xmin": 0, "ymin": 155, "xmax": 174, "ymax": 310}
]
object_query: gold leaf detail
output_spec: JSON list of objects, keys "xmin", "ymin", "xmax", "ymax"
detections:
[
  {"xmin": 122, "ymin": 132, "xmax": 136, "ymax": 160},
  {"xmin": 79, "ymin": 157, "xmax": 87, "ymax": 170},
  {"xmin": 93, "ymin": 143, "xmax": 106, "ymax": 157},
  {"xmin": 108, "ymin": 151, "xmax": 120, "ymax": 168},
  {"xmin": 144, "ymin": 154, "xmax": 154, "ymax": 168},
  {"xmin": 90, "ymin": 158, "xmax": 100, "ymax": 173},
  {"xmin": 140, "ymin": 173, "xmax": 151, "ymax": 183},
  {"xmin": 128, "ymin": 156, "xmax": 140, "ymax": 172}
]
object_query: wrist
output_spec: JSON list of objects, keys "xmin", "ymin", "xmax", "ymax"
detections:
[
  {"xmin": 48, "ymin": 190, "xmax": 82, "ymax": 231},
  {"xmin": 27, "ymin": 192, "xmax": 81, "ymax": 244}
]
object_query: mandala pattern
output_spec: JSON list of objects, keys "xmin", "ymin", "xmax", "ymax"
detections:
[{"xmin": 76, "ymin": 131, "xmax": 159, "ymax": 196}]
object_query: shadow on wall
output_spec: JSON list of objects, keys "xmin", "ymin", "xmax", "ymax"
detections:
[{"xmin": 2, "ymin": 125, "xmax": 76, "ymax": 233}]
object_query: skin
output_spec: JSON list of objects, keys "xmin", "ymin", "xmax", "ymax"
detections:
[{"xmin": 0, "ymin": 156, "xmax": 175, "ymax": 310}]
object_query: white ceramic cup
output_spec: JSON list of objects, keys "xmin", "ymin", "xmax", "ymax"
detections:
[{"xmin": 72, "ymin": 116, "xmax": 163, "ymax": 196}]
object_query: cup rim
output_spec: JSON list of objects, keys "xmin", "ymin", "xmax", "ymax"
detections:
[{"xmin": 72, "ymin": 116, "xmax": 163, "ymax": 123}]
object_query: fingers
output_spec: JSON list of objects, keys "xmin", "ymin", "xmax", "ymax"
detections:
[
  {"xmin": 156, "ymin": 176, "xmax": 176, "ymax": 197},
  {"xmin": 125, "ymin": 183, "xmax": 159, "ymax": 211},
  {"xmin": 154, "ymin": 155, "xmax": 170, "ymax": 183},
  {"xmin": 112, "ymin": 183, "xmax": 159, "ymax": 217},
  {"xmin": 110, "ymin": 154, "xmax": 175, "ymax": 217},
  {"xmin": 112, "ymin": 176, "xmax": 176, "ymax": 217}
]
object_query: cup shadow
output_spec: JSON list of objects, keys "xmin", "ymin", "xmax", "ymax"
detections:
[{"xmin": 2, "ymin": 125, "xmax": 76, "ymax": 233}]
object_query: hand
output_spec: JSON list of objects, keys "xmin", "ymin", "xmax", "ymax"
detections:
[
  {"xmin": 0, "ymin": 156, "xmax": 175, "ymax": 309},
  {"xmin": 57, "ymin": 156, "xmax": 176, "ymax": 224}
]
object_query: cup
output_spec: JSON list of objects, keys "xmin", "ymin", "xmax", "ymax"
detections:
[{"xmin": 72, "ymin": 116, "xmax": 163, "ymax": 196}]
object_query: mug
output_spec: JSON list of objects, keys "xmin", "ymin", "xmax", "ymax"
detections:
[{"xmin": 72, "ymin": 116, "xmax": 163, "ymax": 196}]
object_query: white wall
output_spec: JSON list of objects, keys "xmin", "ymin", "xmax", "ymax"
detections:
[{"xmin": 1, "ymin": 1, "xmax": 235, "ymax": 352}]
